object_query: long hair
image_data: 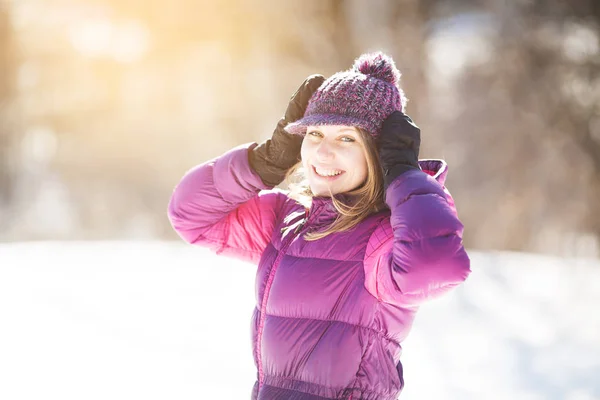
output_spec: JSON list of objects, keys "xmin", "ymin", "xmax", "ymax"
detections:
[{"xmin": 285, "ymin": 127, "xmax": 386, "ymax": 241}]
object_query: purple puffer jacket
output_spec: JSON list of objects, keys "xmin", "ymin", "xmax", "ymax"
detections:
[{"xmin": 168, "ymin": 143, "xmax": 471, "ymax": 400}]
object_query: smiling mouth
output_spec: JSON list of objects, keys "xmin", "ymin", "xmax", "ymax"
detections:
[{"xmin": 312, "ymin": 165, "xmax": 345, "ymax": 178}]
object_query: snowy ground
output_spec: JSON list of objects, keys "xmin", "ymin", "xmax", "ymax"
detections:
[{"xmin": 1, "ymin": 241, "xmax": 599, "ymax": 400}]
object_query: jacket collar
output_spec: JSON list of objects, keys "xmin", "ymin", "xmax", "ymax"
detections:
[{"xmin": 305, "ymin": 191, "xmax": 369, "ymax": 230}]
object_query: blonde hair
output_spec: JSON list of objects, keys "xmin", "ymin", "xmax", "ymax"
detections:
[{"xmin": 285, "ymin": 128, "xmax": 386, "ymax": 241}]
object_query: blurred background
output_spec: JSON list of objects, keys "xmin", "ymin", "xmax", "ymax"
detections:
[
  {"xmin": 1, "ymin": 1, "xmax": 600, "ymax": 400},
  {"xmin": 1, "ymin": 0, "xmax": 599, "ymax": 256}
]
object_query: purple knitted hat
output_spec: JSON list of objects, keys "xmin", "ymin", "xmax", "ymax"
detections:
[{"xmin": 285, "ymin": 52, "xmax": 406, "ymax": 137}]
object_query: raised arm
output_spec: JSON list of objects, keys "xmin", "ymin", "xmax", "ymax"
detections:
[
  {"xmin": 363, "ymin": 112, "xmax": 471, "ymax": 306},
  {"xmin": 168, "ymin": 143, "xmax": 285, "ymax": 263}
]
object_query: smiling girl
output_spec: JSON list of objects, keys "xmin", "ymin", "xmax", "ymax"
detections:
[
  {"xmin": 168, "ymin": 52, "xmax": 471, "ymax": 399},
  {"xmin": 302, "ymin": 125, "xmax": 368, "ymax": 195}
]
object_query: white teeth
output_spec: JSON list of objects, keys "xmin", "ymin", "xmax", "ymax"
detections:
[{"xmin": 315, "ymin": 167, "xmax": 343, "ymax": 177}]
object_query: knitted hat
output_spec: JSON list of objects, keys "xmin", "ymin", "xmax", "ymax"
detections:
[{"xmin": 285, "ymin": 52, "xmax": 406, "ymax": 137}]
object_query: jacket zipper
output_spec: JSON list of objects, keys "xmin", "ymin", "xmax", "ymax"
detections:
[{"xmin": 256, "ymin": 210, "xmax": 312, "ymax": 392}]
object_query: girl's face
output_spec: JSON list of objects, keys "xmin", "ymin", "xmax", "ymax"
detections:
[{"xmin": 301, "ymin": 125, "xmax": 368, "ymax": 197}]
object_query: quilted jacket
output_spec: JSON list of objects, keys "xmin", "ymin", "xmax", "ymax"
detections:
[{"xmin": 168, "ymin": 143, "xmax": 471, "ymax": 399}]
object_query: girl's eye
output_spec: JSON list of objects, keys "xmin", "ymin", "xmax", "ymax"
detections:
[{"xmin": 306, "ymin": 131, "xmax": 354, "ymax": 143}]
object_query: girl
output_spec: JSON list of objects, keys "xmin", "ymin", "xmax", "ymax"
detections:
[{"xmin": 168, "ymin": 52, "xmax": 471, "ymax": 400}]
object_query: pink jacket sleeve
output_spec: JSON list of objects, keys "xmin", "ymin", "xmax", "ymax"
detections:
[
  {"xmin": 167, "ymin": 143, "xmax": 286, "ymax": 264},
  {"xmin": 364, "ymin": 170, "xmax": 471, "ymax": 307}
]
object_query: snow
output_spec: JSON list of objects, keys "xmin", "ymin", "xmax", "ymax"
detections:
[{"xmin": 1, "ymin": 241, "xmax": 599, "ymax": 400}]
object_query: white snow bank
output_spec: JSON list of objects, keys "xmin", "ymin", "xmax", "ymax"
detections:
[{"xmin": 0, "ymin": 242, "xmax": 598, "ymax": 400}]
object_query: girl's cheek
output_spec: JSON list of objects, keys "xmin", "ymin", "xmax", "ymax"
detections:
[{"xmin": 300, "ymin": 140, "xmax": 310, "ymax": 155}]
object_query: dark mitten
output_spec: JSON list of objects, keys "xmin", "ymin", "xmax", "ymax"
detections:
[
  {"xmin": 249, "ymin": 74, "xmax": 325, "ymax": 187},
  {"xmin": 378, "ymin": 111, "xmax": 421, "ymax": 190}
]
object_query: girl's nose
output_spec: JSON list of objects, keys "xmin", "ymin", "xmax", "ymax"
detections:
[{"xmin": 315, "ymin": 140, "xmax": 334, "ymax": 162}]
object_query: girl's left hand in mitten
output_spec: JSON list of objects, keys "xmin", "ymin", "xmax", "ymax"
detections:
[{"xmin": 378, "ymin": 111, "xmax": 421, "ymax": 190}]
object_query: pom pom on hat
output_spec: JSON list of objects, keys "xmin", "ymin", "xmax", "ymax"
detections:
[{"xmin": 353, "ymin": 52, "xmax": 401, "ymax": 87}]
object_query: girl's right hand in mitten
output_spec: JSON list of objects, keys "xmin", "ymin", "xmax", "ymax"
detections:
[{"xmin": 249, "ymin": 74, "xmax": 325, "ymax": 187}]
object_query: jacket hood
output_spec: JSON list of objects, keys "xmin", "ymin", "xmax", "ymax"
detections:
[{"xmin": 418, "ymin": 159, "xmax": 448, "ymax": 186}]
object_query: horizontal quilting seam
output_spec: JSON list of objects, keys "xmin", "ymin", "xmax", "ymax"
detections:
[
  {"xmin": 263, "ymin": 313, "xmax": 398, "ymax": 345},
  {"xmin": 263, "ymin": 374, "xmax": 397, "ymax": 399},
  {"xmin": 262, "ymin": 375, "xmax": 344, "ymax": 396},
  {"xmin": 281, "ymin": 252, "xmax": 365, "ymax": 263}
]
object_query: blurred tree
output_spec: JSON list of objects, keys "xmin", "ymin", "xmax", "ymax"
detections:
[
  {"xmin": 517, "ymin": 0, "xmax": 600, "ymax": 245},
  {"xmin": 434, "ymin": 0, "xmax": 600, "ymax": 255},
  {"xmin": 0, "ymin": 3, "xmax": 15, "ymax": 226}
]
